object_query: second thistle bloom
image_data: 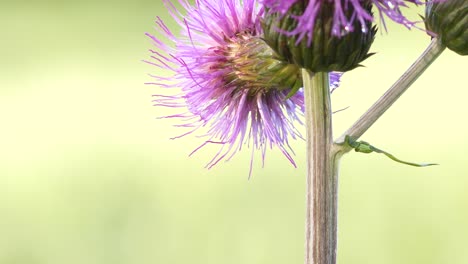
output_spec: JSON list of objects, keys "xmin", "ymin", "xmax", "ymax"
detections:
[
  {"xmin": 263, "ymin": 0, "xmax": 423, "ymax": 42},
  {"xmin": 146, "ymin": 0, "xmax": 341, "ymax": 172},
  {"xmin": 263, "ymin": 1, "xmax": 376, "ymax": 72},
  {"xmin": 262, "ymin": 0, "xmax": 424, "ymax": 72}
]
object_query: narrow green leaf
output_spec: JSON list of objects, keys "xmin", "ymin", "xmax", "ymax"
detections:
[{"xmin": 344, "ymin": 136, "xmax": 438, "ymax": 167}]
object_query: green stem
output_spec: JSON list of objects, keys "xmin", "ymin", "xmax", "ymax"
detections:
[
  {"xmin": 303, "ymin": 70, "xmax": 340, "ymax": 264},
  {"xmin": 336, "ymin": 38, "xmax": 446, "ymax": 148}
]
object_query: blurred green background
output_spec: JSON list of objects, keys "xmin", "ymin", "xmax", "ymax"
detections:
[{"xmin": 0, "ymin": 1, "xmax": 467, "ymax": 264}]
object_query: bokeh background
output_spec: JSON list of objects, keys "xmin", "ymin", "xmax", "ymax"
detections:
[{"xmin": 0, "ymin": 1, "xmax": 467, "ymax": 264}]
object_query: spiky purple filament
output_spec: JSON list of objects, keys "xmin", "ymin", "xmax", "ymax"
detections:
[{"xmin": 146, "ymin": 0, "xmax": 342, "ymax": 175}]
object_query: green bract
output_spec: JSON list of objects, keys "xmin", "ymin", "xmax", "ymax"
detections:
[
  {"xmin": 262, "ymin": 2, "xmax": 377, "ymax": 72},
  {"xmin": 425, "ymin": 0, "xmax": 468, "ymax": 56},
  {"xmin": 223, "ymin": 35, "xmax": 302, "ymax": 96}
]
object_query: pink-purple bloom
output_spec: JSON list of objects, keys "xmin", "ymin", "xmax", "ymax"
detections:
[
  {"xmin": 263, "ymin": 0, "xmax": 424, "ymax": 44},
  {"xmin": 146, "ymin": 0, "xmax": 341, "ymax": 174}
]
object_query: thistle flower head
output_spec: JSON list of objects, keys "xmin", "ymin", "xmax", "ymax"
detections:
[
  {"xmin": 262, "ymin": 1, "xmax": 376, "ymax": 72},
  {"xmin": 263, "ymin": 0, "xmax": 424, "ymax": 44},
  {"xmin": 146, "ymin": 0, "xmax": 341, "ymax": 174},
  {"xmin": 425, "ymin": 0, "xmax": 468, "ymax": 55}
]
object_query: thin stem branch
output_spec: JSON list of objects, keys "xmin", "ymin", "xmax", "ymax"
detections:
[
  {"xmin": 336, "ymin": 38, "xmax": 446, "ymax": 146},
  {"xmin": 303, "ymin": 70, "xmax": 340, "ymax": 264}
]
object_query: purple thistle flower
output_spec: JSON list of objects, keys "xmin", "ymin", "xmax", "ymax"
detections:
[
  {"xmin": 263, "ymin": 0, "xmax": 424, "ymax": 44},
  {"xmin": 146, "ymin": 0, "xmax": 341, "ymax": 175}
]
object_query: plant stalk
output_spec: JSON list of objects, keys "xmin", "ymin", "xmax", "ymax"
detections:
[
  {"xmin": 303, "ymin": 70, "xmax": 341, "ymax": 264},
  {"xmin": 336, "ymin": 38, "xmax": 446, "ymax": 147}
]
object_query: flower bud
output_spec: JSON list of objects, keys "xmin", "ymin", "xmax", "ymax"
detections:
[
  {"xmin": 262, "ymin": 2, "xmax": 377, "ymax": 72},
  {"xmin": 425, "ymin": 0, "xmax": 468, "ymax": 55}
]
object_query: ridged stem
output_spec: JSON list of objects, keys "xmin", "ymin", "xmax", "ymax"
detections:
[
  {"xmin": 303, "ymin": 70, "xmax": 340, "ymax": 264},
  {"xmin": 336, "ymin": 38, "xmax": 446, "ymax": 146}
]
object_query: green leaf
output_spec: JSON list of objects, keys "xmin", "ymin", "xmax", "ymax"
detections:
[
  {"xmin": 344, "ymin": 136, "xmax": 438, "ymax": 167},
  {"xmin": 284, "ymin": 82, "xmax": 302, "ymax": 100}
]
